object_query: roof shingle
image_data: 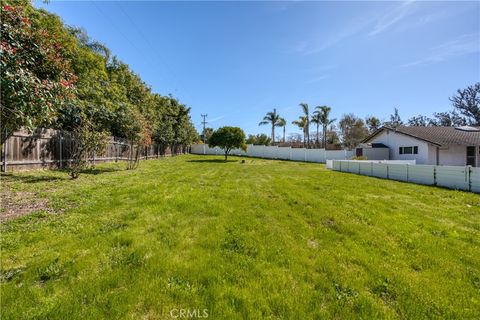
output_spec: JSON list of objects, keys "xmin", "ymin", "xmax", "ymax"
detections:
[{"xmin": 364, "ymin": 126, "xmax": 480, "ymax": 146}]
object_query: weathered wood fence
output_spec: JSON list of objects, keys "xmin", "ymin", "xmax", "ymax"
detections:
[{"xmin": 1, "ymin": 128, "xmax": 184, "ymax": 172}]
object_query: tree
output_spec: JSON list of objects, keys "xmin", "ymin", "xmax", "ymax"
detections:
[
  {"xmin": 310, "ymin": 112, "xmax": 321, "ymax": 145},
  {"xmin": 449, "ymin": 83, "xmax": 480, "ymax": 125},
  {"xmin": 68, "ymin": 119, "xmax": 109, "ymax": 179},
  {"xmin": 246, "ymin": 134, "xmax": 272, "ymax": 146},
  {"xmin": 292, "ymin": 116, "xmax": 308, "ymax": 146},
  {"xmin": 1, "ymin": 4, "xmax": 76, "ymax": 143},
  {"xmin": 299, "ymin": 103, "xmax": 310, "ymax": 148},
  {"xmin": 326, "ymin": 125, "xmax": 341, "ymax": 146},
  {"xmin": 0, "ymin": 1, "xmax": 198, "ymax": 172},
  {"xmin": 384, "ymin": 108, "xmax": 403, "ymax": 128},
  {"xmin": 339, "ymin": 113, "xmax": 368, "ymax": 149},
  {"xmin": 407, "ymin": 115, "xmax": 430, "ymax": 126},
  {"xmin": 208, "ymin": 126, "xmax": 247, "ymax": 161},
  {"xmin": 365, "ymin": 116, "xmax": 381, "ymax": 133},
  {"xmin": 277, "ymin": 118, "xmax": 287, "ymax": 143},
  {"xmin": 259, "ymin": 108, "xmax": 281, "ymax": 145},
  {"xmin": 314, "ymin": 106, "xmax": 336, "ymax": 148},
  {"xmin": 430, "ymin": 111, "xmax": 466, "ymax": 127},
  {"xmin": 201, "ymin": 127, "xmax": 214, "ymax": 142}
]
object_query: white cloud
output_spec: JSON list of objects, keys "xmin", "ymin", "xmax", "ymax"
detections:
[
  {"xmin": 399, "ymin": 33, "xmax": 480, "ymax": 68},
  {"xmin": 208, "ymin": 115, "xmax": 225, "ymax": 123},
  {"xmin": 306, "ymin": 75, "xmax": 329, "ymax": 84},
  {"xmin": 368, "ymin": 1, "xmax": 417, "ymax": 36}
]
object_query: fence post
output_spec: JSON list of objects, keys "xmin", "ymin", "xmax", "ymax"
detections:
[
  {"xmin": 115, "ymin": 141, "xmax": 118, "ymax": 162},
  {"xmin": 386, "ymin": 164, "xmax": 389, "ymax": 179},
  {"xmin": 2, "ymin": 129, "xmax": 7, "ymax": 172},
  {"xmin": 468, "ymin": 166, "xmax": 472, "ymax": 192},
  {"xmin": 433, "ymin": 166, "xmax": 437, "ymax": 186},
  {"xmin": 406, "ymin": 164, "xmax": 409, "ymax": 182},
  {"xmin": 59, "ymin": 131, "xmax": 63, "ymax": 168}
]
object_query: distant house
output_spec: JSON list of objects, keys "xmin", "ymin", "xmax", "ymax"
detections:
[{"xmin": 362, "ymin": 126, "xmax": 480, "ymax": 166}]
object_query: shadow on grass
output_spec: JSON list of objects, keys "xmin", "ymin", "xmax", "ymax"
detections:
[
  {"xmin": 1, "ymin": 166, "xmax": 122, "ymax": 183},
  {"xmin": 187, "ymin": 159, "xmax": 238, "ymax": 163},
  {"xmin": 79, "ymin": 167, "xmax": 122, "ymax": 175},
  {"xmin": 0, "ymin": 174, "xmax": 65, "ymax": 184}
]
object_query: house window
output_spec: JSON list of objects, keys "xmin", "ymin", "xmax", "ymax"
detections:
[{"xmin": 399, "ymin": 146, "xmax": 419, "ymax": 155}]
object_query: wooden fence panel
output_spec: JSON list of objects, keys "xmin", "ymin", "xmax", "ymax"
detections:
[{"xmin": 1, "ymin": 128, "xmax": 181, "ymax": 172}]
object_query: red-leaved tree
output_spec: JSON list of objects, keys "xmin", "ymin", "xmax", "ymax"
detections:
[{"xmin": 0, "ymin": 4, "xmax": 76, "ymax": 142}]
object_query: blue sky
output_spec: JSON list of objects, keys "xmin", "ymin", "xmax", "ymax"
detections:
[{"xmin": 35, "ymin": 1, "xmax": 480, "ymax": 137}]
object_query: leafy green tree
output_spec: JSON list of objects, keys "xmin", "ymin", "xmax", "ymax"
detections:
[
  {"xmin": 384, "ymin": 108, "xmax": 403, "ymax": 128},
  {"xmin": 68, "ymin": 119, "xmax": 109, "ymax": 179},
  {"xmin": 407, "ymin": 115, "xmax": 430, "ymax": 126},
  {"xmin": 201, "ymin": 127, "xmax": 214, "ymax": 142},
  {"xmin": 365, "ymin": 116, "xmax": 381, "ymax": 133},
  {"xmin": 449, "ymin": 83, "xmax": 480, "ymax": 125},
  {"xmin": 1, "ymin": 1, "xmax": 198, "ymax": 171},
  {"xmin": 246, "ymin": 134, "xmax": 272, "ymax": 146},
  {"xmin": 208, "ymin": 126, "xmax": 246, "ymax": 161},
  {"xmin": 339, "ymin": 113, "xmax": 368, "ymax": 149},
  {"xmin": 430, "ymin": 111, "xmax": 465, "ymax": 126},
  {"xmin": 259, "ymin": 108, "xmax": 282, "ymax": 145}
]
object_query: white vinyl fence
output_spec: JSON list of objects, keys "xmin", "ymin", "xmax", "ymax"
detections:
[
  {"xmin": 190, "ymin": 144, "xmax": 355, "ymax": 163},
  {"xmin": 331, "ymin": 160, "xmax": 480, "ymax": 193}
]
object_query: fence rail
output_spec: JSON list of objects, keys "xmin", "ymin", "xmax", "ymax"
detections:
[
  {"xmin": 1, "ymin": 128, "xmax": 182, "ymax": 172},
  {"xmin": 331, "ymin": 160, "xmax": 479, "ymax": 193},
  {"xmin": 190, "ymin": 144, "xmax": 355, "ymax": 163}
]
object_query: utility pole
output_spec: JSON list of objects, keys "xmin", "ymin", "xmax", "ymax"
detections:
[{"xmin": 201, "ymin": 114, "xmax": 208, "ymax": 143}]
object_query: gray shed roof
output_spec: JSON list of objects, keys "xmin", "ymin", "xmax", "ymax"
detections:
[{"xmin": 363, "ymin": 126, "xmax": 480, "ymax": 146}]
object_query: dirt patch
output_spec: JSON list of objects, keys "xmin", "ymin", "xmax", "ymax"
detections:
[{"xmin": 0, "ymin": 190, "xmax": 53, "ymax": 221}]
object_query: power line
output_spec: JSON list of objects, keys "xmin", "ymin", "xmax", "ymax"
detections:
[
  {"xmin": 91, "ymin": 2, "xmax": 184, "ymax": 98},
  {"xmin": 114, "ymin": 1, "xmax": 185, "ymax": 98}
]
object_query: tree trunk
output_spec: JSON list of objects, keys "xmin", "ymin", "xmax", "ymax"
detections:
[
  {"xmin": 306, "ymin": 123, "xmax": 309, "ymax": 148},
  {"xmin": 283, "ymin": 127, "xmax": 286, "ymax": 143},
  {"xmin": 271, "ymin": 124, "xmax": 275, "ymax": 145},
  {"xmin": 316, "ymin": 123, "xmax": 320, "ymax": 146},
  {"xmin": 323, "ymin": 125, "xmax": 327, "ymax": 149}
]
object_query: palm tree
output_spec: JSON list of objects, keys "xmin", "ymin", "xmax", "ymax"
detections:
[
  {"xmin": 310, "ymin": 112, "xmax": 321, "ymax": 146},
  {"xmin": 292, "ymin": 116, "xmax": 308, "ymax": 146},
  {"xmin": 259, "ymin": 108, "xmax": 281, "ymax": 145},
  {"xmin": 277, "ymin": 118, "xmax": 287, "ymax": 143},
  {"xmin": 315, "ymin": 105, "xmax": 336, "ymax": 149},
  {"xmin": 299, "ymin": 103, "xmax": 310, "ymax": 148}
]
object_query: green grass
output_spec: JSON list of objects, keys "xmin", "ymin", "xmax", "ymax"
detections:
[{"xmin": 1, "ymin": 155, "xmax": 479, "ymax": 319}]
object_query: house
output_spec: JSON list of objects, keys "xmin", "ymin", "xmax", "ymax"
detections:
[
  {"xmin": 354, "ymin": 143, "xmax": 390, "ymax": 160},
  {"xmin": 362, "ymin": 126, "xmax": 480, "ymax": 166}
]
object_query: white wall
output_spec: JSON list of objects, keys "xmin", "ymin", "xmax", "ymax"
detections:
[
  {"xmin": 438, "ymin": 145, "xmax": 467, "ymax": 166},
  {"xmin": 190, "ymin": 144, "xmax": 356, "ymax": 163},
  {"xmin": 332, "ymin": 160, "xmax": 478, "ymax": 193},
  {"xmin": 363, "ymin": 148, "xmax": 389, "ymax": 160},
  {"xmin": 368, "ymin": 130, "xmax": 432, "ymax": 164}
]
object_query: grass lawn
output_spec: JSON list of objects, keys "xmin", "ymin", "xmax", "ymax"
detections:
[{"xmin": 1, "ymin": 154, "xmax": 479, "ymax": 319}]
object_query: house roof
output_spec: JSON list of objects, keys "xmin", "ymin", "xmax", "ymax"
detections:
[{"xmin": 363, "ymin": 125, "xmax": 480, "ymax": 146}]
